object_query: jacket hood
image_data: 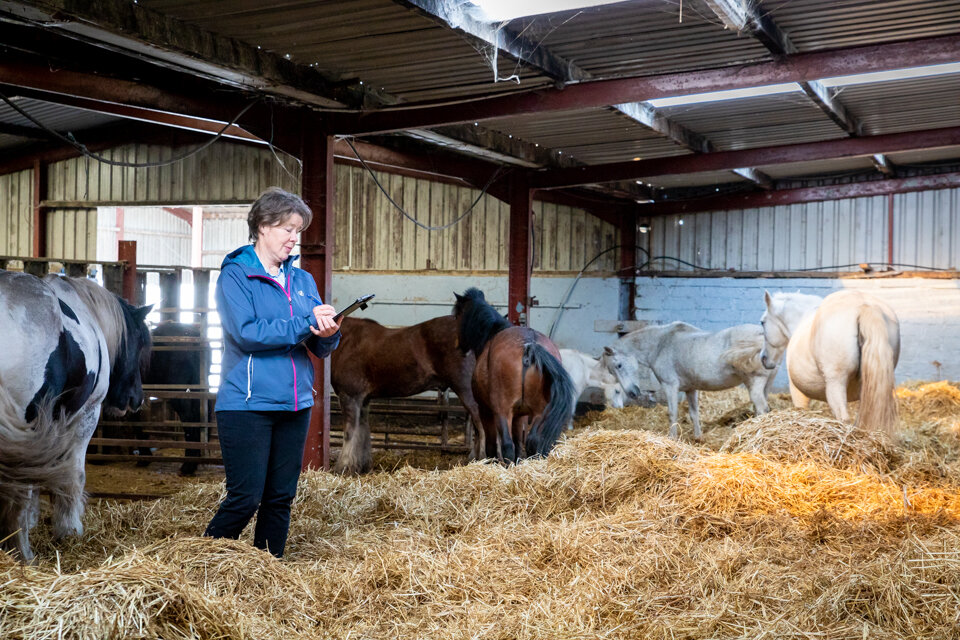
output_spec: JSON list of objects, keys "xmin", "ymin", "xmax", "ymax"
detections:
[{"xmin": 221, "ymin": 244, "xmax": 300, "ymax": 273}]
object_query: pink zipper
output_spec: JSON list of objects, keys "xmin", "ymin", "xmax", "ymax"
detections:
[{"xmin": 248, "ymin": 273, "xmax": 299, "ymax": 410}]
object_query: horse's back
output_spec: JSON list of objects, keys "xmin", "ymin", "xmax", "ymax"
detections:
[
  {"xmin": 332, "ymin": 315, "xmax": 463, "ymax": 397},
  {"xmin": 789, "ymin": 290, "xmax": 899, "ymax": 399}
]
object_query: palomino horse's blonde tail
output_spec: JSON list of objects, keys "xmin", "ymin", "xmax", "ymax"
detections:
[{"xmin": 857, "ymin": 305, "xmax": 898, "ymax": 436}]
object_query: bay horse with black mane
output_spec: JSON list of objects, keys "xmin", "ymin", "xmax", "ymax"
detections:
[
  {"xmin": 0, "ymin": 271, "xmax": 151, "ymax": 563},
  {"xmin": 331, "ymin": 315, "xmax": 485, "ymax": 475},
  {"xmin": 453, "ymin": 288, "xmax": 575, "ymax": 462}
]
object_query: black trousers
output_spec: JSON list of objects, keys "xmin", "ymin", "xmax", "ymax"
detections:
[{"xmin": 204, "ymin": 408, "xmax": 310, "ymax": 558}]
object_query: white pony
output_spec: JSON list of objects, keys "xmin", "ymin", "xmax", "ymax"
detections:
[
  {"xmin": 601, "ymin": 322, "xmax": 779, "ymax": 441},
  {"xmin": 559, "ymin": 348, "xmax": 626, "ymax": 410},
  {"xmin": 760, "ymin": 290, "xmax": 900, "ymax": 435}
]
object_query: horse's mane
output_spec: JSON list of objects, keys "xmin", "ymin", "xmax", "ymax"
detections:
[
  {"xmin": 454, "ymin": 288, "xmax": 510, "ymax": 355},
  {"xmin": 58, "ymin": 277, "xmax": 129, "ymax": 365},
  {"xmin": 770, "ymin": 291, "xmax": 823, "ymax": 317}
]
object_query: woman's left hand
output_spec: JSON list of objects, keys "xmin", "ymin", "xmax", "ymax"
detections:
[{"xmin": 310, "ymin": 305, "xmax": 341, "ymax": 337}]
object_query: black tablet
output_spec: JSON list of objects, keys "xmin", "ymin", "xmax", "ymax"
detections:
[{"xmin": 334, "ymin": 294, "xmax": 375, "ymax": 321}]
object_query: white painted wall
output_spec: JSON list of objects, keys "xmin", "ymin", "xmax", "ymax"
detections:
[{"xmin": 633, "ymin": 276, "xmax": 960, "ymax": 389}]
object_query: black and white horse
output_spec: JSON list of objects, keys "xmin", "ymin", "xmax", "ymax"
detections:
[{"xmin": 0, "ymin": 271, "xmax": 151, "ymax": 563}]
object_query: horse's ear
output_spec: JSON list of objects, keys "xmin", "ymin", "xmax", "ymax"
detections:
[
  {"xmin": 763, "ymin": 290, "xmax": 773, "ymax": 309},
  {"xmin": 453, "ymin": 292, "xmax": 463, "ymax": 302},
  {"xmin": 134, "ymin": 305, "xmax": 153, "ymax": 322},
  {"xmin": 603, "ymin": 346, "xmax": 615, "ymax": 356}
]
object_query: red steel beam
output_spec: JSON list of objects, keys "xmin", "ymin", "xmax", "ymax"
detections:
[
  {"xmin": 329, "ymin": 34, "xmax": 960, "ymax": 135},
  {"xmin": 0, "ymin": 57, "xmax": 247, "ymax": 125},
  {"xmin": 2, "ymin": 85, "xmax": 262, "ymax": 143},
  {"xmin": 641, "ymin": 172, "xmax": 960, "ymax": 217},
  {"xmin": 532, "ymin": 126, "xmax": 960, "ymax": 189},
  {"xmin": 507, "ymin": 172, "xmax": 533, "ymax": 326},
  {"xmin": 299, "ymin": 119, "xmax": 335, "ymax": 472}
]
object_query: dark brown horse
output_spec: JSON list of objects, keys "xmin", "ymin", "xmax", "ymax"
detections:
[
  {"xmin": 330, "ymin": 315, "xmax": 485, "ymax": 474},
  {"xmin": 453, "ymin": 288, "xmax": 575, "ymax": 462}
]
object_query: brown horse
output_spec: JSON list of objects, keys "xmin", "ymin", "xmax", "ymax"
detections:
[
  {"xmin": 330, "ymin": 315, "xmax": 485, "ymax": 474},
  {"xmin": 453, "ymin": 288, "xmax": 575, "ymax": 462}
]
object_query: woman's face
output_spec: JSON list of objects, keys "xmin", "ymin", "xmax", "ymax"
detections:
[{"xmin": 256, "ymin": 213, "xmax": 304, "ymax": 266}]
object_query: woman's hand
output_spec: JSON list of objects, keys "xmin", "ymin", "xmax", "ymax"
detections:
[{"xmin": 310, "ymin": 304, "xmax": 341, "ymax": 337}]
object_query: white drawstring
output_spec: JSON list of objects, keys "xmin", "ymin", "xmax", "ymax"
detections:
[{"xmin": 245, "ymin": 354, "xmax": 253, "ymax": 402}]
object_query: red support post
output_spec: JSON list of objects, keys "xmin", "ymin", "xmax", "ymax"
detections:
[
  {"xmin": 118, "ymin": 240, "xmax": 137, "ymax": 304},
  {"xmin": 32, "ymin": 159, "xmax": 46, "ymax": 257},
  {"xmin": 507, "ymin": 173, "xmax": 533, "ymax": 326},
  {"xmin": 299, "ymin": 117, "xmax": 335, "ymax": 472}
]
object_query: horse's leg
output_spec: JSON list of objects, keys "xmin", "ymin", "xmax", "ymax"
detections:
[
  {"xmin": 0, "ymin": 486, "xmax": 35, "ymax": 564},
  {"xmin": 476, "ymin": 403, "xmax": 499, "ymax": 461},
  {"xmin": 663, "ymin": 383, "xmax": 682, "ymax": 439},
  {"xmin": 687, "ymin": 390, "xmax": 703, "ymax": 442},
  {"xmin": 747, "ymin": 375, "xmax": 771, "ymax": 415},
  {"xmin": 512, "ymin": 415, "xmax": 533, "ymax": 459},
  {"xmin": 334, "ymin": 395, "xmax": 371, "ymax": 474},
  {"xmin": 453, "ymin": 385, "xmax": 485, "ymax": 462},
  {"xmin": 789, "ymin": 378, "xmax": 811, "ymax": 409},
  {"xmin": 824, "ymin": 377, "xmax": 852, "ymax": 423},
  {"xmin": 50, "ymin": 408, "xmax": 99, "ymax": 540},
  {"xmin": 498, "ymin": 412, "xmax": 516, "ymax": 463}
]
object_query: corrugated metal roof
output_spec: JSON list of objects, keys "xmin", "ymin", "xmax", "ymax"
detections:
[
  {"xmin": 484, "ymin": 108, "xmax": 688, "ymax": 164},
  {"xmin": 139, "ymin": 0, "xmax": 552, "ymax": 102},
  {"xmin": 757, "ymin": 156, "xmax": 876, "ymax": 179},
  {"xmin": 4, "ymin": 0, "xmax": 960, "ymax": 195},
  {"xmin": 0, "ymin": 97, "xmax": 117, "ymax": 138},
  {"xmin": 832, "ymin": 75, "xmax": 960, "ymax": 135},
  {"xmin": 763, "ymin": 0, "xmax": 960, "ymax": 51},
  {"xmin": 657, "ymin": 90, "xmax": 849, "ymax": 150},
  {"xmin": 509, "ymin": 3, "xmax": 771, "ymax": 78}
]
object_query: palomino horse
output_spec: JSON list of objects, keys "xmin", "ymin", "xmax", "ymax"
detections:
[
  {"xmin": 601, "ymin": 322, "xmax": 779, "ymax": 441},
  {"xmin": 760, "ymin": 290, "xmax": 900, "ymax": 435},
  {"xmin": 453, "ymin": 288, "xmax": 575, "ymax": 462},
  {"xmin": 558, "ymin": 348, "xmax": 626, "ymax": 410},
  {"xmin": 331, "ymin": 315, "xmax": 484, "ymax": 475},
  {"xmin": 0, "ymin": 272, "xmax": 151, "ymax": 562}
]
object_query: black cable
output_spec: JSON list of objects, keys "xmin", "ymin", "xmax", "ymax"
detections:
[
  {"xmin": 341, "ymin": 136, "xmax": 506, "ymax": 231},
  {"xmin": 0, "ymin": 90, "xmax": 260, "ymax": 169},
  {"xmin": 547, "ymin": 243, "xmax": 651, "ymax": 340}
]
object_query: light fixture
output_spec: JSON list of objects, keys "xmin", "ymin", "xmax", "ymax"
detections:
[
  {"xmin": 678, "ymin": 219, "xmax": 684, "ymax": 226},
  {"xmin": 638, "ymin": 222, "xmax": 651, "ymax": 234}
]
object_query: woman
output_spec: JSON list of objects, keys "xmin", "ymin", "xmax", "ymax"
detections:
[{"xmin": 205, "ymin": 187, "xmax": 340, "ymax": 558}]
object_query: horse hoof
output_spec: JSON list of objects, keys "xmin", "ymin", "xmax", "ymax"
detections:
[{"xmin": 178, "ymin": 463, "xmax": 198, "ymax": 477}]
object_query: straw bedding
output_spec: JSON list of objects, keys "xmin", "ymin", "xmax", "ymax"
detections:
[{"xmin": 4, "ymin": 382, "xmax": 960, "ymax": 639}]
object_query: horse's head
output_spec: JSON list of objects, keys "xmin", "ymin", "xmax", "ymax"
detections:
[
  {"xmin": 103, "ymin": 299, "xmax": 152, "ymax": 415},
  {"xmin": 760, "ymin": 290, "xmax": 791, "ymax": 370},
  {"xmin": 601, "ymin": 345, "xmax": 645, "ymax": 401},
  {"xmin": 603, "ymin": 382, "xmax": 626, "ymax": 409},
  {"xmin": 452, "ymin": 288, "xmax": 508, "ymax": 355}
]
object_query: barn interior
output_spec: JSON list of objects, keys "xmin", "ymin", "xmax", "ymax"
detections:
[{"xmin": 3, "ymin": 1, "xmax": 960, "ymax": 638}]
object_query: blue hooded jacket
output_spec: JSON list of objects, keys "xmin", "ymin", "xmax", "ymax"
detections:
[{"xmin": 215, "ymin": 244, "xmax": 340, "ymax": 412}]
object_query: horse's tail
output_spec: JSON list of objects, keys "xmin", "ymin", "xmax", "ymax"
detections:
[
  {"xmin": 721, "ymin": 334, "xmax": 765, "ymax": 374},
  {"xmin": 523, "ymin": 344, "xmax": 576, "ymax": 457},
  {"xmin": 857, "ymin": 305, "xmax": 898, "ymax": 437}
]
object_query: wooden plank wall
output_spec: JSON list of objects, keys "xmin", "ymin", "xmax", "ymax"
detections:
[
  {"xmin": 334, "ymin": 165, "xmax": 618, "ymax": 273},
  {"xmin": 2, "ymin": 143, "xmax": 617, "ymax": 271},
  {"xmin": 0, "ymin": 169, "xmax": 33, "ymax": 256}
]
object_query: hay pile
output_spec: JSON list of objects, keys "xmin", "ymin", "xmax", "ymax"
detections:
[{"xmin": 5, "ymin": 382, "xmax": 960, "ymax": 639}]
